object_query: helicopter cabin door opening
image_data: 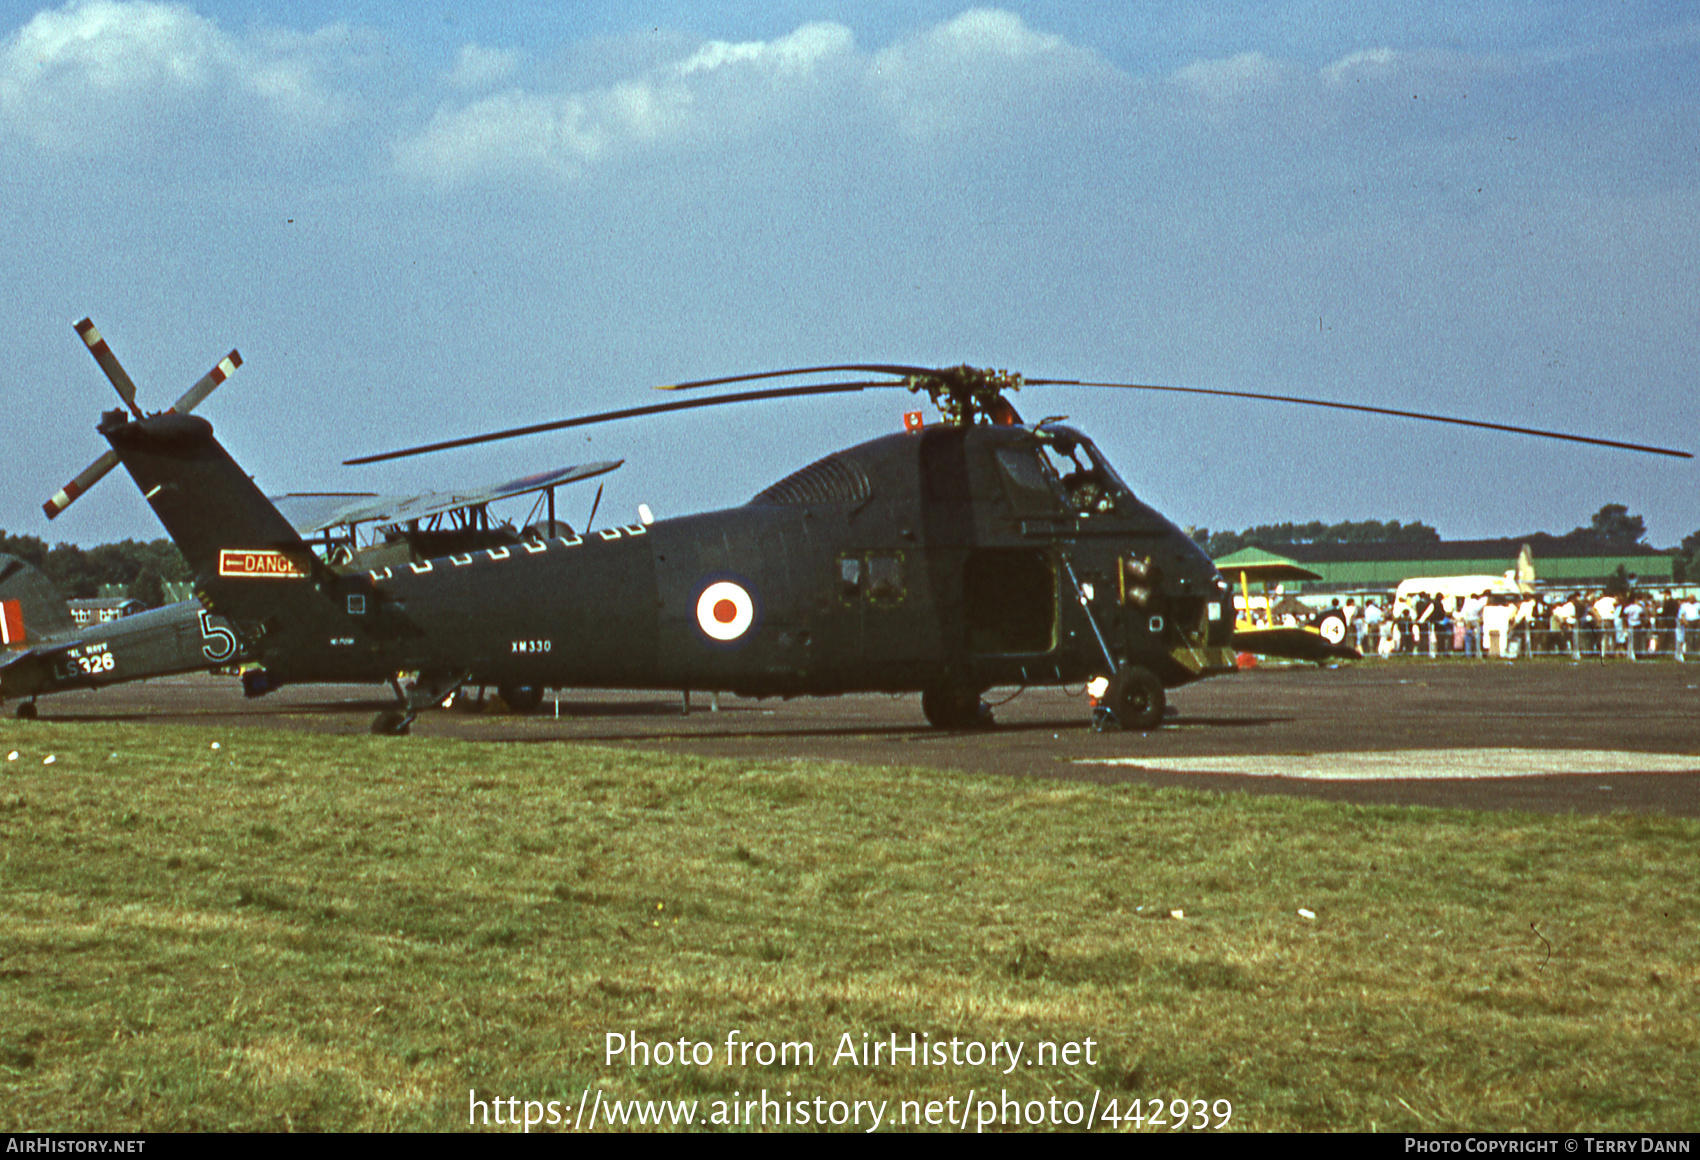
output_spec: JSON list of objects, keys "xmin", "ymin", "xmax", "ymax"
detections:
[{"xmin": 963, "ymin": 548, "xmax": 1056, "ymax": 655}]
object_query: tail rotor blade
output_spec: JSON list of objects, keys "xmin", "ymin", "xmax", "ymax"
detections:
[
  {"xmin": 43, "ymin": 449, "xmax": 121, "ymax": 520},
  {"xmin": 168, "ymin": 350, "xmax": 242, "ymax": 415},
  {"xmin": 73, "ymin": 318, "xmax": 144, "ymax": 419},
  {"xmin": 57, "ymin": 318, "xmax": 241, "ymax": 518}
]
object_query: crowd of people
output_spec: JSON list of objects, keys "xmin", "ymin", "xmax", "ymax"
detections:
[{"xmin": 1331, "ymin": 590, "xmax": 1700, "ymax": 661}]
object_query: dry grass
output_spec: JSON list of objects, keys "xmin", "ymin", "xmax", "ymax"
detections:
[{"xmin": 0, "ymin": 720, "xmax": 1694, "ymax": 1132}]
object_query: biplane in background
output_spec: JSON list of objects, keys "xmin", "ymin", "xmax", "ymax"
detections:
[
  {"xmin": 1220, "ymin": 559, "xmax": 1360, "ymax": 664},
  {"xmin": 270, "ymin": 461, "xmax": 621, "ymax": 573},
  {"xmin": 237, "ymin": 462, "xmax": 621, "ymax": 700},
  {"xmin": 0, "ymin": 552, "xmax": 240, "ymax": 716}
]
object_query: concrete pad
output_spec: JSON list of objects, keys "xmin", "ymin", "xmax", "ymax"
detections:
[{"xmin": 1081, "ymin": 748, "xmax": 1700, "ymax": 780}]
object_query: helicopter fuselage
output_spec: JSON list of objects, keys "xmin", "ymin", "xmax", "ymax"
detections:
[
  {"xmin": 100, "ymin": 412, "xmax": 1237, "ymax": 724},
  {"xmin": 349, "ymin": 422, "xmax": 1238, "ymax": 697}
]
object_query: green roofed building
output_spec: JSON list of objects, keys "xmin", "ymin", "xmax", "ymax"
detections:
[{"xmin": 1214, "ymin": 535, "xmax": 1673, "ymax": 593}]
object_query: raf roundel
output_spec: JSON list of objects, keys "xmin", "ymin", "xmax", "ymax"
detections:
[{"xmin": 696, "ymin": 580, "xmax": 755, "ymax": 642}]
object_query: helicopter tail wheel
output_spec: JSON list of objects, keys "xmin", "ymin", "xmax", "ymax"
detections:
[
  {"xmin": 1316, "ymin": 611, "xmax": 1348, "ymax": 646},
  {"xmin": 1103, "ymin": 666, "xmax": 1165, "ymax": 732},
  {"xmin": 241, "ymin": 668, "xmax": 281, "ymax": 698},
  {"xmin": 370, "ymin": 708, "xmax": 412, "ymax": 736},
  {"xmin": 499, "ymin": 686, "xmax": 544, "ymax": 714},
  {"xmin": 921, "ymin": 686, "xmax": 994, "ymax": 730},
  {"xmin": 16, "ymin": 700, "xmax": 38, "ymax": 720}
]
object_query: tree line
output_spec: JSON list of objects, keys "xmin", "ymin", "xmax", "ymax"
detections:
[
  {"xmin": 6, "ymin": 502, "xmax": 1697, "ymax": 609},
  {"xmin": 1191, "ymin": 505, "xmax": 1700, "ymax": 583},
  {"xmin": 0, "ymin": 531, "xmax": 189, "ymax": 607}
]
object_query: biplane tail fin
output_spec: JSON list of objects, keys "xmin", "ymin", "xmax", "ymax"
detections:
[
  {"xmin": 97, "ymin": 410, "xmax": 323, "ymax": 623},
  {"xmin": 0, "ymin": 553, "xmax": 77, "ymax": 646}
]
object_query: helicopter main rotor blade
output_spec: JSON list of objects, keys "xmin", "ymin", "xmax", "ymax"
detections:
[
  {"xmin": 1027, "ymin": 378, "xmax": 1693, "ymax": 460},
  {"xmin": 348, "ymin": 360, "xmax": 1692, "ymax": 467},
  {"xmin": 344, "ymin": 380, "xmax": 894, "ymax": 465},
  {"xmin": 653, "ymin": 364, "xmax": 930, "ymax": 391}
]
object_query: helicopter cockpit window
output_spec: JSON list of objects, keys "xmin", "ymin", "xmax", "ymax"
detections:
[
  {"xmin": 1036, "ymin": 437, "xmax": 1120, "ymax": 516},
  {"xmin": 993, "ymin": 448, "xmax": 1065, "ymax": 517}
]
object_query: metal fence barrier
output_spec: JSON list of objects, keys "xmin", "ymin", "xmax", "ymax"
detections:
[{"xmin": 1349, "ymin": 619, "xmax": 1692, "ymax": 661}]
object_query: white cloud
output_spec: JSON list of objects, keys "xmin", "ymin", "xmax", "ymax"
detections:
[
  {"xmin": 447, "ymin": 43, "xmax": 523, "ymax": 92},
  {"xmin": 1, "ymin": 0, "xmax": 223, "ymax": 147},
  {"xmin": 398, "ymin": 22, "xmax": 858, "ymax": 185},
  {"xmin": 1321, "ymin": 47, "xmax": 1402, "ymax": 86},
  {"xmin": 396, "ymin": 9, "xmax": 1115, "ymax": 185},
  {"xmin": 907, "ymin": 7, "xmax": 1066, "ymax": 59},
  {"xmin": 396, "ymin": 84, "xmax": 668, "ymax": 184},
  {"xmin": 0, "ymin": 0, "xmax": 364, "ymax": 150},
  {"xmin": 677, "ymin": 21, "xmax": 852, "ymax": 78},
  {"xmin": 1176, "ymin": 51, "xmax": 1292, "ymax": 102},
  {"xmin": 868, "ymin": 8, "xmax": 1108, "ymax": 141}
]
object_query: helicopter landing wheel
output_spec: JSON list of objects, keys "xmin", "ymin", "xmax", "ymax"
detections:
[
  {"xmin": 370, "ymin": 708, "xmax": 413, "ymax": 736},
  {"xmin": 1101, "ymin": 666, "xmax": 1164, "ymax": 731},
  {"xmin": 499, "ymin": 686, "xmax": 544, "ymax": 714},
  {"xmin": 15, "ymin": 700, "xmax": 38, "ymax": 720},
  {"xmin": 921, "ymin": 687, "xmax": 994, "ymax": 730}
]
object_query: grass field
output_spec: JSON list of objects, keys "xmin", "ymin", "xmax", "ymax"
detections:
[{"xmin": 0, "ymin": 719, "xmax": 1695, "ymax": 1132}]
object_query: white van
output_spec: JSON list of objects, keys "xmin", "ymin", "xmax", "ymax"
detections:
[
  {"xmin": 1393, "ymin": 575, "xmax": 1529, "ymax": 657},
  {"xmin": 1394, "ymin": 575, "xmax": 1521, "ymax": 610}
]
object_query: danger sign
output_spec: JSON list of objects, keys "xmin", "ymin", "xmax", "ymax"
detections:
[{"xmin": 218, "ymin": 549, "xmax": 309, "ymax": 579}]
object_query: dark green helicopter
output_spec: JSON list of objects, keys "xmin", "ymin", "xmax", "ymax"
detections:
[{"xmin": 96, "ymin": 355, "xmax": 1690, "ymax": 735}]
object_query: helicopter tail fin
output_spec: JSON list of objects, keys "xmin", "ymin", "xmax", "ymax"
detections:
[{"xmin": 97, "ymin": 410, "xmax": 323, "ymax": 623}]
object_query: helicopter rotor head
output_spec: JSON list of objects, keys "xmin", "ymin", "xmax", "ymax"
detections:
[{"xmin": 900, "ymin": 365, "xmax": 1024, "ymax": 425}]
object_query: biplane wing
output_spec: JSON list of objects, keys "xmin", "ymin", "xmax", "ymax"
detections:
[
  {"xmin": 1220, "ymin": 561, "xmax": 1323, "ymax": 586},
  {"xmin": 271, "ymin": 461, "xmax": 623, "ymax": 535}
]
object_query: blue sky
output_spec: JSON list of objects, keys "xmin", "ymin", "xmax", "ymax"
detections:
[{"xmin": 2, "ymin": 1, "xmax": 1695, "ymax": 552}]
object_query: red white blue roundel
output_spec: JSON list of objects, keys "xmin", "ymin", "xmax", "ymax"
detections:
[{"xmin": 696, "ymin": 580, "xmax": 755, "ymax": 642}]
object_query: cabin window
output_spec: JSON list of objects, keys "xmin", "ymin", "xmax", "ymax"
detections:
[
  {"xmin": 838, "ymin": 555, "xmax": 863, "ymax": 601},
  {"xmin": 866, "ymin": 552, "xmax": 905, "ymax": 604},
  {"xmin": 838, "ymin": 552, "xmax": 905, "ymax": 604}
]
